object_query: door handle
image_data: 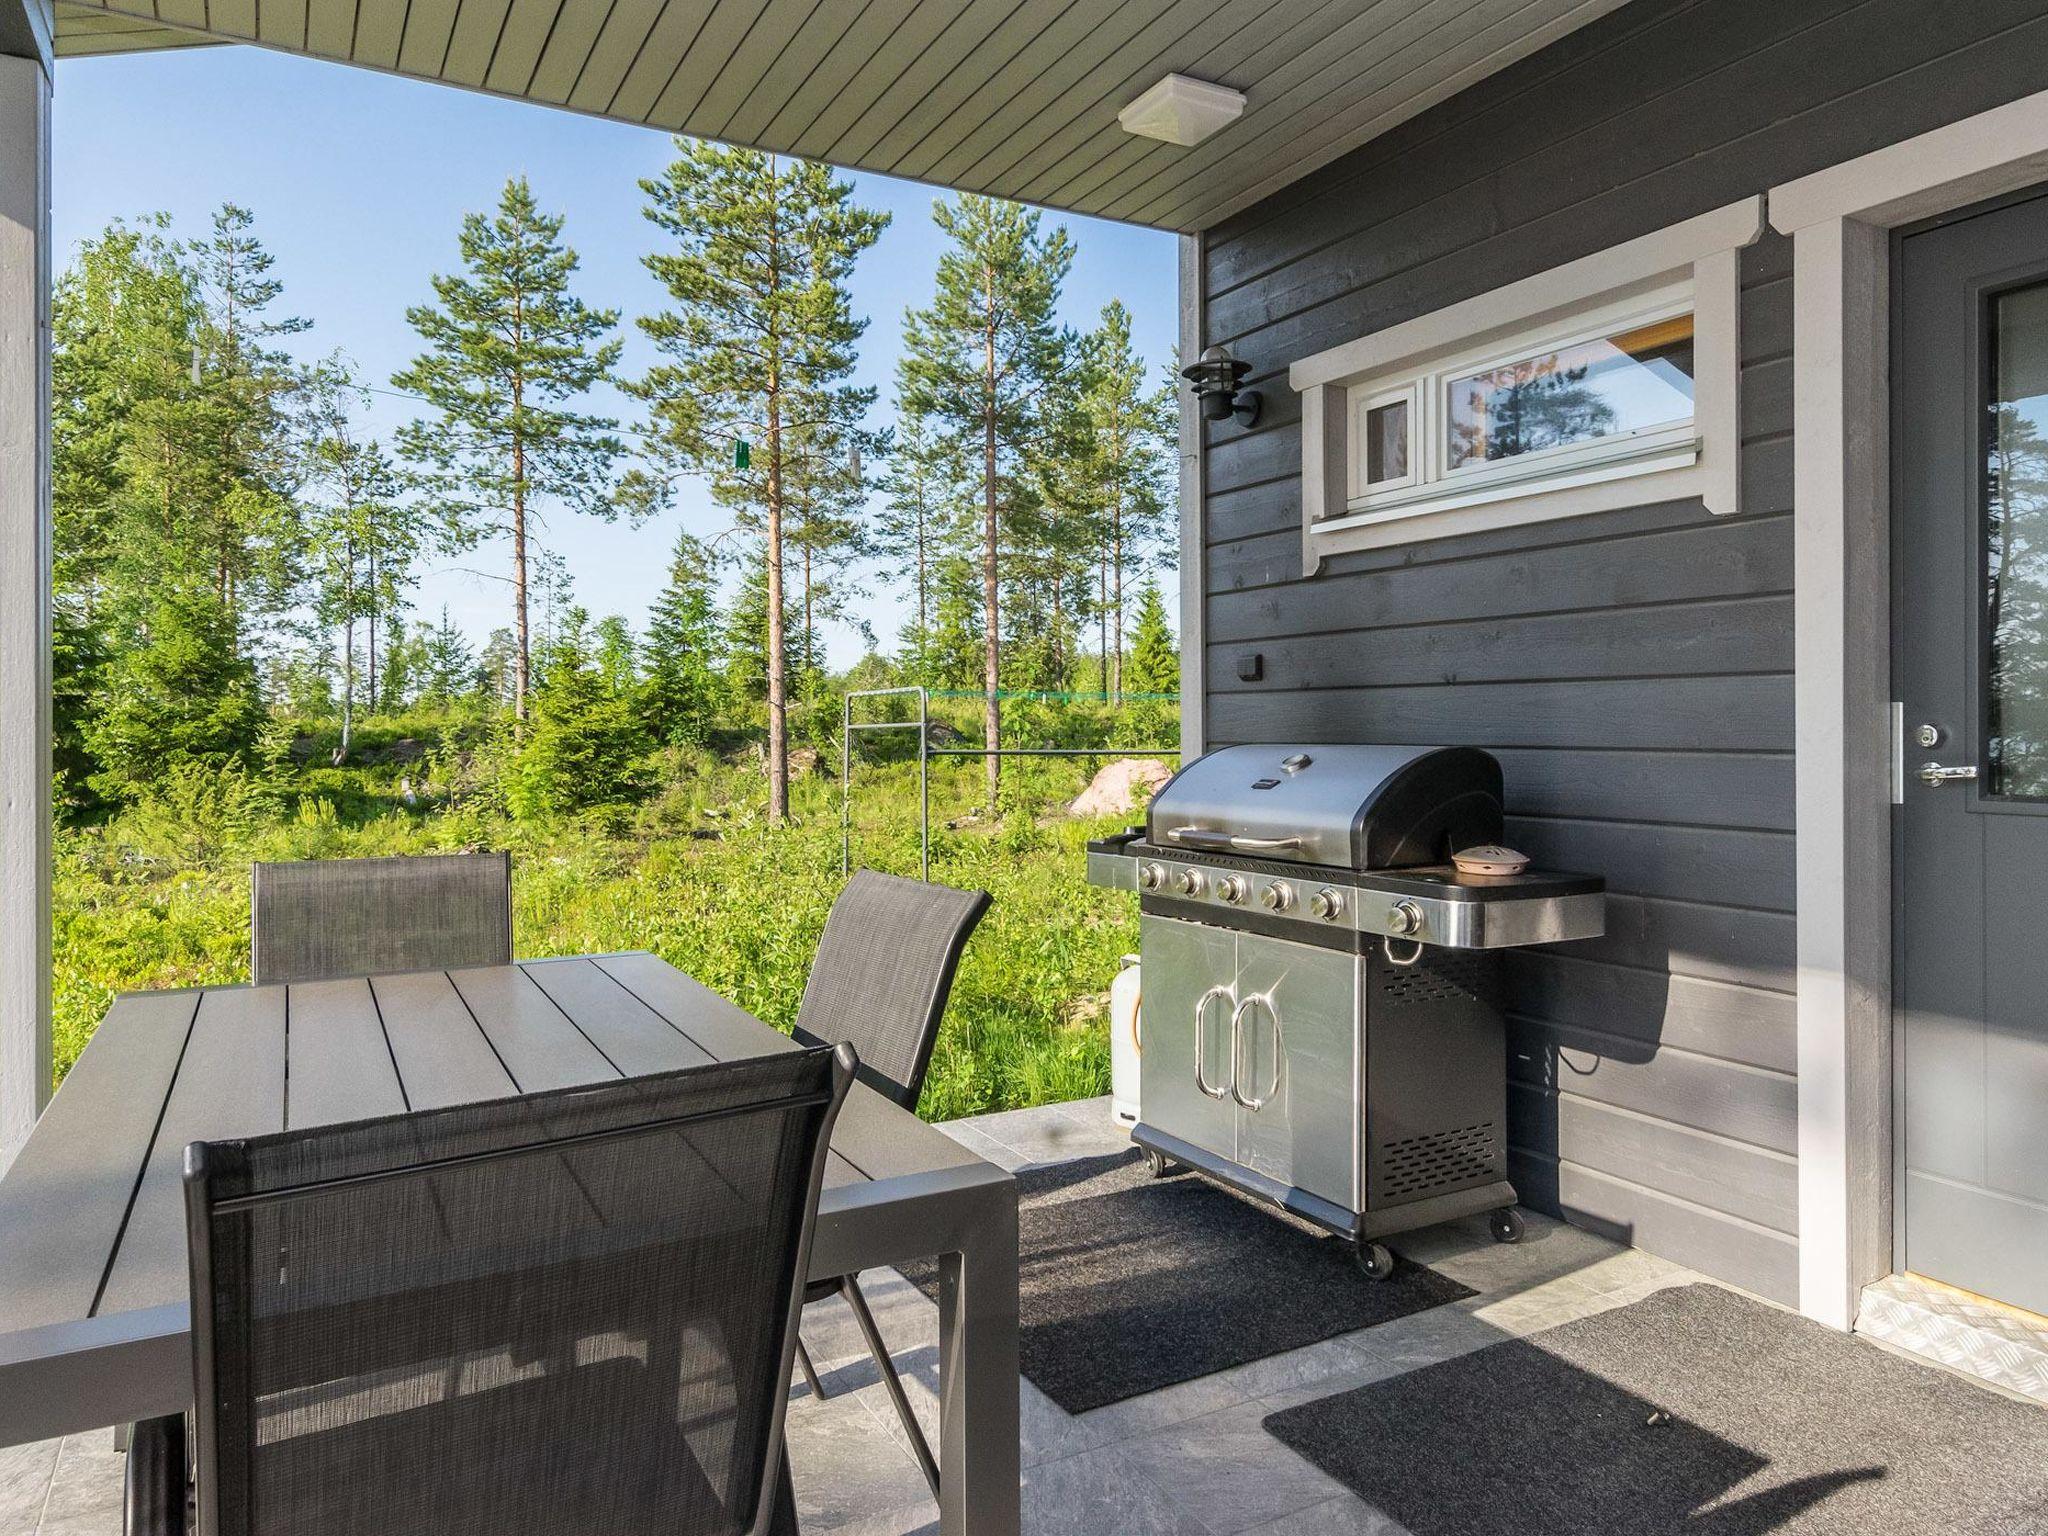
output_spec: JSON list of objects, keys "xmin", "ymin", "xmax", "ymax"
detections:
[
  {"xmin": 1194, "ymin": 985, "xmax": 1233, "ymax": 1099},
  {"xmin": 1918, "ymin": 762, "xmax": 1979, "ymax": 787},
  {"xmin": 1165, "ymin": 826, "xmax": 1303, "ymax": 853},
  {"xmin": 1229, "ymin": 993, "xmax": 1281, "ymax": 1111}
]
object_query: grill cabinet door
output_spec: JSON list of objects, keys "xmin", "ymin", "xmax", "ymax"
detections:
[
  {"xmin": 1138, "ymin": 916, "xmax": 1238, "ymax": 1163},
  {"xmin": 1232, "ymin": 930, "xmax": 1360, "ymax": 1209}
]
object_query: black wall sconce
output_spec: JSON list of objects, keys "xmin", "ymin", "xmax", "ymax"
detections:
[{"xmin": 1182, "ymin": 344, "xmax": 1261, "ymax": 429}]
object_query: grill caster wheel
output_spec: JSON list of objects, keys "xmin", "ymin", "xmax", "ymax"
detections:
[
  {"xmin": 1489, "ymin": 1207, "xmax": 1525, "ymax": 1244},
  {"xmin": 1354, "ymin": 1241, "xmax": 1395, "ymax": 1281},
  {"xmin": 1144, "ymin": 1148, "xmax": 1174, "ymax": 1179}
]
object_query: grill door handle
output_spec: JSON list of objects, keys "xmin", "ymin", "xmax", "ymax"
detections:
[
  {"xmin": 1194, "ymin": 985, "xmax": 1233, "ymax": 1099},
  {"xmin": 1229, "ymin": 993, "xmax": 1281, "ymax": 1111},
  {"xmin": 1165, "ymin": 826, "xmax": 1304, "ymax": 853}
]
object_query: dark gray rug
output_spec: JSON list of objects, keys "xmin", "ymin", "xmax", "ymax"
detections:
[
  {"xmin": 1264, "ymin": 1282, "xmax": 2048, "ymax": 1535},
  {"xmin": 898, "ymin": 1148, "xmax": 1471, "ymax": 1415}
]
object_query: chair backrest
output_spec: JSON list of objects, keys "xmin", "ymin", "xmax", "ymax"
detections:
[
  {"xmin": 184, "ymin": 1042, "xmax": 854, "ymax": 1536},
  {"xmin": 792, "ymin": 869, "xmax": 990, "ymax": 1111},
  {"xmin": 250, "ymin": 852, "xmax": 513, "ymax": 985}
]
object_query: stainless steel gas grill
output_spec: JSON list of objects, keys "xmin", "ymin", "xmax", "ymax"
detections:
[{"xmin": 1085, "ymin": 744, "xmax": 1605, "ymax": 1277}]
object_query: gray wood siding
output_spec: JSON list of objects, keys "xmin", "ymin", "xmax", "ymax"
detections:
[{"xmin": 1192, "ymin": 0, "xmax": 2048, "ymax": 1303}]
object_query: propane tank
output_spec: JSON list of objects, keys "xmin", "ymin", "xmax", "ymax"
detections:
[{"xmin": 1110, "ymin": 953, "xmax": 1141, "ymax": 1129}]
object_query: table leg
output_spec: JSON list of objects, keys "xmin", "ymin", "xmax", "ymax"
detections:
[{"xmin": 934, "ymin": 1180, "xmax": 1019, "ymax": 1535}]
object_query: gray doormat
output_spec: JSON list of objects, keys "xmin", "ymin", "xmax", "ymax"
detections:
[
  {"xmin": 1264, "ymin": 1282, "xmax": 2048, "ymax": 1535},
  {"xmin": 899, "ymin": 1149, "xmax": 1471, "ymax": 1415}
]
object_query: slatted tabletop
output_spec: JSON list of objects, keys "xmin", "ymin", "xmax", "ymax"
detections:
[{"xmin": 0, "ymin": 952, "xmax": 1020, "ymax": 1534}]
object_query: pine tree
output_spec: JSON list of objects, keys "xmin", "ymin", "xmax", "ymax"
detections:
[
  {"xmin": 52, "ymin": 219, "xmax": 199, "ymax": 623},
  {"xmin": 785, "ymin": 422, "xmax": 871, "ymax": 691},
  {"xmin": 720, "ymin": 553, "xmax": 793, "ymax": 708},
  {"xmin": 480, "ymin": 627, "xmax": 518, "ymax": 707},
  {"xmin": 875, "ymin": 409, "xmax": 967, "ymax": 678},
  {"xmin": 1126, "ymin": 581, "xmax": 1179, "ymax": 697},
  {"xmin": 51, "ymin": 609, "xmax": 108, "ymax": 818},
  {"xmin": 418, "ymin": 607, "xmax": 477, "ymax": 708},
  {"xmin": 1075, "ymin": 304, "xmax": 1176, "ymax": 700},
  {"xmin": 900, "ymin": 195, "xmax": 1073, "ymax": 811},
  {"xmin": 510, "ymin": 607, "xmax": 649, "ymax": 818},
  {"xmin": 594, "ymin": 614, "xmax": 638, "ymax": 697},
  {"xmin": 924, "ymin": 555, "xmax": 987, "ymax": 691},
  {"xmin": 302, "ymin": 363, "xmax": 413, "ymax": 759},
  {"xmin": 85, "ymin": 583, "xmax": 263, "ymax": 800},
  {"xmin": 629, "ymin": 143, "xmax": 886, "ymax": 821},
  {"xmin": 52, "ymin": 212, "xmax": 306, "ymax": 791},
  {"xmin": 378, "ymin": 613, "xmax": 419, "ymax": 712},
  {"xmin": 192, "ymin": 203, "xmax": 309, "ymax": 630},
  {"xmin": 1016, "ymin": 383, "xmax": 1096, "ymax": 693},
  {"xmin": 641, "ymin": 530, "xmax": 722, "ymax": 748},
  {"xmin": 395, "ymin": 177, "xmax": 623, "ymax": 724}
]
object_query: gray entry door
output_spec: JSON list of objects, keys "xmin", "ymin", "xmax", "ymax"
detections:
[{"xmin": 1896, "ymin": 189, "xmax": 2048, "ymax": 1316}]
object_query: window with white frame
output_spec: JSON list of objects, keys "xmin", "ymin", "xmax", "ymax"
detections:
[{"xmin": 1288, "ymin": 200, "xmax": 1761, "ymax": 570}]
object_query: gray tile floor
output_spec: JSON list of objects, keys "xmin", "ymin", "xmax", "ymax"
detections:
[{"xmin": 1, "ymin": 1096, "xmax": 1701, "ymax": 1536}]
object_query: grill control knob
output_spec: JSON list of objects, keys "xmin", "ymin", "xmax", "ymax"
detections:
[
  {"xmin": 1218, "ymin": 874, "xmax": 1248, "ymax": 905},
  {"xmin": 1138, "ymin": 862, "xmax": 1164, "ymax": 891},
  {"xmin": 1261, "ymin": 881, "xmax": 1295, "ymax": 913},
  {"xmin": 1386, "ymin": 900, "xmax": 1425, "ymax": 937},
  {"xmin": 1176, "ymin": 867, "xmax": 1207, "ymax": 897},
  {"xmin": 1308, "ymin": 887, "xmax": 1344, "ymax": 921}
]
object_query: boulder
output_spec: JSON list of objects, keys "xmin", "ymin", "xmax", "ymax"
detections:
[{"xmin": 1068, "ymin": 757, "xmax": 1174, "ymax": 817}]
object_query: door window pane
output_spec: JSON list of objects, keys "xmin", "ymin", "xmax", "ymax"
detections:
[
  {"xmin": 1365, "ymin": 399, "xmax": 1409, "ymax": 485},
  {"xmin": 1986, "ymin": 280, "xmax": 2048, "ymax": 797},
  {"xmin": 1446, "ymin": 314, "xmax": 1695, "ymax": 471}
]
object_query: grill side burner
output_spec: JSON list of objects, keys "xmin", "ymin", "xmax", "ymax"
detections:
[{"xmin": 1085, "ymin": 743, "xmax": 1606, "ymax": 1277}]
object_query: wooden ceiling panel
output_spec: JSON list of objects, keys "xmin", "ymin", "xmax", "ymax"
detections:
[
  {"xmin": 717, "ymin": 0, "xmax": 867, "ymax": 147},
  {"xmin": 438, "ymin": 0, "xmax": 515, "ymax": 86},
  {"xmin": 53, "ymin": 0, "xmax": 1627, "ymax": 231},
  {"xmin": 817, "ymin": 0, "xmax": 1020, "ymax": 169},
  {"xmin": 256, "ymin": 0, "xmax": 309, "ymax": 52},
  {"xmin": 955, "ymin": 0, "xmax": 1272, "ymax": 196},
  {"xmin": 756, "ymin": 0, "xmax": 916, "ymax": 150},
  {"xmin": 483, "ymin": 0, "xmax": 569, "ymax": 95},
  {"xmin": 978, "ymin": 0, "xmax": 1324, "ymax": 201},
  {"xmin": 394, "ymin": 0, "xmax": 461, "ymax": 79},
  {"xmin": 304, "ymin": 0, "xmax": 356, "ymax": 62},
  {"xmin": 889, "ymin": 0, "xmax": 1181, "ymax": 185},
  {"xmin": 350, "ymin": 0, "xmax": 407, "ymax": 69},
  {"xmin": 640, "ymin": 0, "xmax": 772, "ymax": 127}
]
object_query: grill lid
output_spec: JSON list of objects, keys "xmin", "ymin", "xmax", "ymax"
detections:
[{"xmin": 1146, "ymin": 744, "xmax": 1503, "ymax": 870}]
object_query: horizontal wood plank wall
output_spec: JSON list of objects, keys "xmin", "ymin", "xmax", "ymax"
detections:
[{"xmin": 1191, "ymin": 0, "xmax": 2048, "ymax": 1304}]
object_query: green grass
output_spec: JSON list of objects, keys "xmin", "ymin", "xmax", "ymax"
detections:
[{"xmin": 52, "ymin": 744, "xmax": 1147, "ymax": 1122}]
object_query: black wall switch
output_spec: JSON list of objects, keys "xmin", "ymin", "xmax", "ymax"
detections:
[{"xmin": 1236, "ymin": 652, "xmax": 1264, "ymax": 682}]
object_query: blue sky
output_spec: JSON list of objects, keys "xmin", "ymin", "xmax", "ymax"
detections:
[{"xmin": 51, "ymin": 45, "xmax": 1179, "ymax": 669}]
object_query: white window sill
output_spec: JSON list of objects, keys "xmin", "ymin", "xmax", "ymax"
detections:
[
  {"xmin": 1310, "ymin": 454, "xmax": 1715, "ymax": 556},
  {"xmin": 1335, "ymin": 429, "xmax": 1700, "ymax": 530}
]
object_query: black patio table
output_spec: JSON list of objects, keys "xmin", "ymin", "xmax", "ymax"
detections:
[{"xmin": 0, "ymin": 951, "xmax": 1021, "ymax": 1535}]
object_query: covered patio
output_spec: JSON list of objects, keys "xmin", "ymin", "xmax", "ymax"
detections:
[{"xmin": 10, "ymin": 1, "xmax": 2048, "ymax": 1533}]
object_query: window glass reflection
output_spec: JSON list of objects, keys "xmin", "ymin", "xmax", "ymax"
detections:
[
  {"xmin": 1446, "ymin": 315, "xmax": 1695, "ymax": 471},
  {"xmin": 1986, "ymin": 281, "xmax": 2048, "ymax": 797}
]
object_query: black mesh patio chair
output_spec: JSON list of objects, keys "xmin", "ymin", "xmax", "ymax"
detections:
[
  {"xmin": 249, "ymin": 852, "xmax": 513, "ymax": 985},
  {"xmin": 149, "ymin": 1042, "xmax": 856, "ymax": 1536},
  {"xmin": 788, "ymin": 869, "xmax": 991, "ymax": 1498}
]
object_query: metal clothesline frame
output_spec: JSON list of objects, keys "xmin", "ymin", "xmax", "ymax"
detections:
[{"xmin": 840, "ymin": 685, "xmax": 1181, "ymax": 882}]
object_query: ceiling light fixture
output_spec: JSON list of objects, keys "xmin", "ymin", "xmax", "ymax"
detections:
[{"xmin": 1118, "ymin": 74, "xmax": 1246, "ymax": 147}]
